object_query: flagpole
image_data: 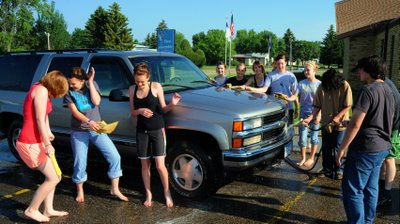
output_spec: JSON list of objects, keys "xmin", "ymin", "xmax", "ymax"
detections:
[
  {"xmin": 224, "ymin": 38, "xmax": 227, "ymax": 65},
  {"xmin": 229, "ymin": 39, "xmax": 232, "ymax": 76}
]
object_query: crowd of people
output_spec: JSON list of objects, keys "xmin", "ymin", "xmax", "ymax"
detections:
[
  {"xmin": 215, "ymin": 54, "xmax": 399, "ymax": 223},
  {"xmin": 14, "ymin": 53, "xmax": 398, "ymax": 223}
]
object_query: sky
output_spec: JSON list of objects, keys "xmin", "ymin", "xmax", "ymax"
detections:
[{"xmin": 55, "ymin": 0, "xmax": 340, "ymax": 43}]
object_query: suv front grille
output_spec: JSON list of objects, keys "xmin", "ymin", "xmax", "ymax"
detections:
[
  {"xmin": 262, "ymin": 127, "xmax": 284, "ymax": 141},
  {"xmin": 263, "ymin": 111, "xmax": 285, "ymax": 125}
]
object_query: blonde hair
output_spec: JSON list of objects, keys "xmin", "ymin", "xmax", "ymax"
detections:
[
  {"xmin": 40, "ymin": 70, "xmax": 69, "ymax": 98},
  {"xmin": 304, "ymin": 61, "xmax": 318, "ymax": 72}
]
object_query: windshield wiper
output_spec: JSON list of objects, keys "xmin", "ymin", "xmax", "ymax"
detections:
[
  {"xmin": 161, "ymin": 83, "xmax": 195, "ymax": 90},
  {"xmin": 190, "ymin": 80, "xmax": 216, "ymax": 86}
]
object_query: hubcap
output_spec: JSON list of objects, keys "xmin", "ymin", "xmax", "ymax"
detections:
[{"xmin": 171, "ymin": 153, "xmax": 203, "ymax": 191}]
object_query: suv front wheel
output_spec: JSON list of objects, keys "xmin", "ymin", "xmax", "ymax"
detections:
[
  {"xmin": 167, "ymin": 141, "xmax": 220, "ymax": 199},
  {"xmin": 7, "ymin": 119, "xmax": 22, "ymax": 161}
]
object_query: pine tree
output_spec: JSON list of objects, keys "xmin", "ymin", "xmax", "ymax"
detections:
[
  {"xmin": 320, "ymin": 25, "xmax": 343, "ymax": 67},
  {"xmin": 85, "ymin": 6, "xmax": 108, "ymax": 48},
  {"xmin": 143, "ymin": 20, "xmax": 168, "ymax": 49},
  {"xmin": 103, "ymin": 2, "xmax": 134, "ymax": 50}
]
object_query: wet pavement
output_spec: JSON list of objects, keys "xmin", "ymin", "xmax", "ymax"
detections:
[{"xmin": 0, "ymin": 138, "xmax": 399, "ymax": 224}]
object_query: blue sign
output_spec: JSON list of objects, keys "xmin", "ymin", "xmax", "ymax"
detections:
[{"xmin": 157, "ymin": 29, "xmax": 175, "ymax": 53}]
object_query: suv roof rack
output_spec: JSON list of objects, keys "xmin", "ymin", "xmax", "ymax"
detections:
[{"xmin": 4, "ymin": 49, "xmax": 114, "ymax": 55}]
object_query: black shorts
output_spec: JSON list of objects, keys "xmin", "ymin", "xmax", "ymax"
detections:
[{"xmin": 136, "ymin": 128, "xmax": 166, "ymax": 159}]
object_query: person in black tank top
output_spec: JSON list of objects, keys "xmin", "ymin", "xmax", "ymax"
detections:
[
  {"xmin": 240, "ymin": 61, "xmax": 270, "ymax": 94},
  {"xmin": 129, "ymin": 63, "xmax": 181, "ymax": 208}
]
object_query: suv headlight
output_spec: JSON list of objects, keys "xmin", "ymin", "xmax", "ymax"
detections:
[
  {"xmin": 233, "ymin": 118, "xmax": 262, "ymax": 131},
  {"xmin": 243, "ymin": 135, "xmax": 262, "ymax": 146},
  {"xmin": 232, "ymin": 134, "xmax": 262, "ymax": 148}
]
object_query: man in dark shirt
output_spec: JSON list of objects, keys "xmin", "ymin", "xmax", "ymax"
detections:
[
  {"xmin": 225, "ymin": 63, "xmax": 248, "ymax": 86},
  {"xmin": 378, "ymin": 78, "xmax": 400, "ymax": 206},
  {"xmin": 336, "ymin": 55, "xmax": 395, "ymax": 224}
]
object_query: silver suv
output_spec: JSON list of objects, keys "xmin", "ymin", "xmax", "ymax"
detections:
[{"xmin": 0, "ymin": 49, "xmax": 293, "ymax": 198}]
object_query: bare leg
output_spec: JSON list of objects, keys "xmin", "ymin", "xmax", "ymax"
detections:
[
  {"xmin": 384, "ymin": 158, "xmax": 396, "ymax": 190},
  {"xmin": 24, "ymin": 158, "xmax": 60, "ymax": 222},
  {"xmin": 110, "ymin": 178, "xmax": 128, "ymax": 201},
  {"xmin": 155, "ymin": 157, "xmax": 173, "ymax": 208},
  {"xmin": 304, "ymin": 144, "xmax": 318, "ymax": 167},
  {"xmin": 43, "ymin": 188, "xmax": 69, "ymax": 217},
  {"xmin": 141, "ymin": 159, "xmax": 152, "ymax": 207},
  {"xmin": 297, "ymin": 147, "xmax": 306, "ymax": 166},
  {"xmin": 75, "ymin": 183, "xmax": 84, "ymax": 203}
]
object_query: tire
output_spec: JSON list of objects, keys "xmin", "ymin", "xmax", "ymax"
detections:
[
  {"xmin": 167, "ymin": 141, "xmax": 221, "ymax": 199},
  {"xmin": 7, "ymin": 119, "xmax": 22, "ymax": 161}
]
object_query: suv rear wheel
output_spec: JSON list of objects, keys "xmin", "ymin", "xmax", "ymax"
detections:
[
  {"xmin": 7, "ymin": 119, "xmax": 22, "ymax": 161},
  {"xmin": 167, "ymin": 141, "xmax": 221, "ymax": 199}
]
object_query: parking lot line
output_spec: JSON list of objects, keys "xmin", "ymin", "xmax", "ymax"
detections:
[
  {"xmin": 266, "ymin": 178, "xmax": 317, "ymax": 224},
  {"xmin": 2, "ymin": 188, "xmax": 33, "ymax": 199}
]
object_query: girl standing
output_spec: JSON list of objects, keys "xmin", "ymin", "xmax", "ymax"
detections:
[
  {"xmin": 16, "ymin": 71, "xmax": 69, "ymax": 222},
  {"xmin": 129, "ymin": 63, "xmax": 181, "ymax": 207},
  {"xmin": 297, "ymin": 61, "xmax": 321, "ymax": 167},
  {"xmin": 64, "ymin": 67, "xmax": 128, "ymax": 203}
]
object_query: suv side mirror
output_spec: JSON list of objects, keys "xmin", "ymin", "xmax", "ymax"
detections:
[{"xmin": 109, "ymin": 88, "xmax": 129, "ymax": 102}]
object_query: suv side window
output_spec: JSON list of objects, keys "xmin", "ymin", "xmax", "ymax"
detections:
[
  {"xmin": 0, "ymin": 55, "xmax": 43, "ymax": 91},
  {"xmin": 48, "ymin": 57, "xmax": 83, "ymax": 77},
  {"xmin": 90, "ymin": 57, "xmax": 132, "ymax": 97}
]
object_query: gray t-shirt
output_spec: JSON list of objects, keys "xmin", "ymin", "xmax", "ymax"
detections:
[
  {"xmin": 349, "ymin": 82, "xmax": 394, "ymax": 152},
  {"xmin": 385, "ymin": 79, "xmax": 400, "ymax": 131},
  {"xmin": 63, "ymin": 81, "xmax": 101, "ymax": 131},
  {"xmin": 265, "ymin": 70, "xmax": 298, "ymax": 110}
]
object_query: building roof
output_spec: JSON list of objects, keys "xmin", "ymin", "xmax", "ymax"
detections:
[{"xmin": 335, "ymin": 0, "xmax": 400, "ymax": 38}]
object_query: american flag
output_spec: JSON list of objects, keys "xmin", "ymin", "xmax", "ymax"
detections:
[
  {"xmin": 230, "ymin": 14, "xmax": 234, "ymax": 36},
  {"xmin": 225, "ymin": 21, "xmax": 231, "ymax": 41}
]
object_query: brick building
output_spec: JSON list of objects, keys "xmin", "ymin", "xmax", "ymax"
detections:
[{"xmin": 335, "ymin": 0, "xmax": 400, "ymax": 92}]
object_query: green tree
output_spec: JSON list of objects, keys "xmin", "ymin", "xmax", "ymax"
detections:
[
  {"xmin": 85, "ymin": 6, "xmax": 108, "ymax": 48},
  {"xmin": 12, "ymin": 6, "xmax": 36, "ymax": 51},
  {"xmin": 103, "ymin": 3, "xmax": 134, "ymax": 50},
  {"xmin": 193, "ymin": 29, "xmax": 226, "ymax": 65},
  {"xmin": 234, "ymin": 29, "xmax": 259, "ymax": 54},
  {"xmin": 293, "ymin": 40, "xmax": 320, "ymax": 65},
  {"xmin": 69, "ymin": 28, "xmax": 89, "ymax": 49},
  {"xmin": 176, "ymin": 38, "xmax": 206, "ymax": 67},
  {"xmin": 283, "ymin": 29, "xmax": 295, "ymax": 52},
  {"xmin": 0, "ymin": 0, "xmax": 39, "ymax": 52},
  {"xmin": 33, "ymin": 1, "xmax": 70, "ymax": 50},
  {"xmin": 320, "ymin": 24, "xmax": 343, "ymax": 67},
  {"xmin": 143, "ymin": 20, "xmax": 168, "ymax": 49},
  {"xmin": 174, "ymin": 32, "xmax": 186, "ymax": 53}
]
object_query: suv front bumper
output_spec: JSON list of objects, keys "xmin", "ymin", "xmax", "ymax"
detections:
[{"xmin": 223, "ymin": 136, "xmax": 293, "ymax": 170}]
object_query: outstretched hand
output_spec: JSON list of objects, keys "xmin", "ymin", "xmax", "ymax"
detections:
[
  {"xmin": 88, "ymin": 67, "xmax": 95, "ymax": 82},
  {"xmin": 171, "ymin": 92, "xmax": 181, "ymax": 105}
]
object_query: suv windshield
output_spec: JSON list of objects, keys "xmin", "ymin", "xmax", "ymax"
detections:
[{"xmin": 129, "ymin": 56, "xmax": 213, "ymax": 92}]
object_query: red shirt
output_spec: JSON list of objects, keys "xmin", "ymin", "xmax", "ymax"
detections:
[{"xmin": 18, "ymin": 83, "xmax": 52, "ymax": 143}]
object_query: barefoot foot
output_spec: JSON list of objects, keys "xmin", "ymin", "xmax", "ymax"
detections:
[
  {"xmin": 110, "ymin": 189, "xmax": 129, "ymax": 202},
  {"xmin": 75, "ymin": 190, "xmax": 84, "ymax": 203},
  {"xmin": 303, "ymin": 159, "xmax": 315, "ymax": 167},
  {"xmin": 43, "ymin": 209, "xmax": 69, "ymax": 217},
  {"xmin": 165, "ymin": 191, "xmax": 174, "ymax": 208},
  {"xmin": 143, "ymin": 193, "xmax": 152, "ymax": 207},
  {"xmin": 24, "ymin": 208, "xmax": 50, "ymax": 222},
  {"xmin": 296, "ymin": 159, "xmax": 305, "ymax": 167}
]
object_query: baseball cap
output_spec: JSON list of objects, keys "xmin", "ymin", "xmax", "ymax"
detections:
[{"xmin": 350, "ymin": 57, "xmax": 369, "ymax": 72}]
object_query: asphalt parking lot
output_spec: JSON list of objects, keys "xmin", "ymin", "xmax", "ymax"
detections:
[{"xmin": 0, "ymin": 138, "xmax": 399, "ymax": 224}]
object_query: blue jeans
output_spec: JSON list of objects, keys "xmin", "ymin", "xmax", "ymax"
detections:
[
  {"xmin": 298, "ymin": 123, "xmax": 320, "ymax": 148},
  {"xmin": 321, "ymin": 129, "xmax": 345, "ymax": 174},
  {"xmin": 70, "ymin": 130, "xmax": 123, "ymax": 183},
  {"xmin": 342, "ymin": 149, "xmax": 389, "ymax": 224}
]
